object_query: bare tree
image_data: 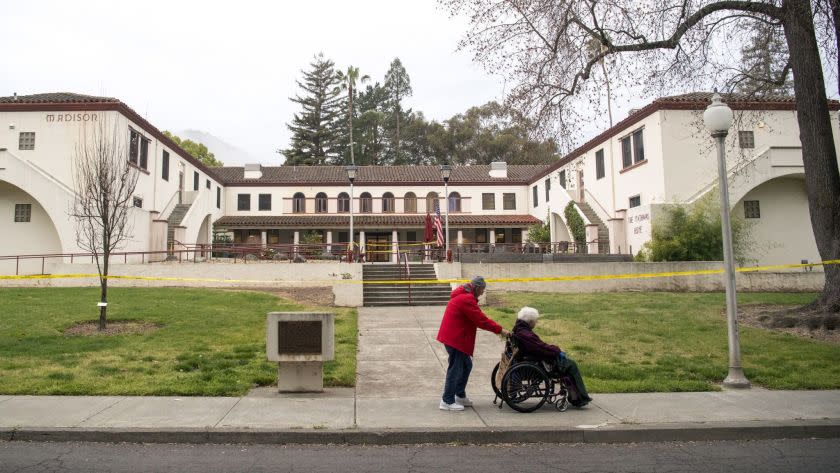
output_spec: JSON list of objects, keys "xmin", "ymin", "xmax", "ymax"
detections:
[
  {"xmin": 443, "ymin": 0, "xmax": 840, "ymax": 316},
  {"xmin": 70, "ymin": 120, "xmax": 139, "ymax": 331}
]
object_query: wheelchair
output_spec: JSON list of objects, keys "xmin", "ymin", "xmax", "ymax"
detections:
[{"xmin": 491, "ymin": 337, "xmax": 578, "ymax": 413}]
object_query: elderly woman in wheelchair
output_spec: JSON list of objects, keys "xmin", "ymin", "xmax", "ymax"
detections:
[{"xmin": 491, "ymin": 307, "xmax": 593, "ymax": 413}]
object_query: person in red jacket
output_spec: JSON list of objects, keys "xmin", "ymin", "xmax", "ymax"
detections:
[{"xmin": 436, "ymin": 276, "xmax": 509, "ymax": 411}]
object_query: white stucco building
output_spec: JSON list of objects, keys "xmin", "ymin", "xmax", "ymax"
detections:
[{"xmin": 2, "ymin": 92, "xmax": 837, "ymax": 271}]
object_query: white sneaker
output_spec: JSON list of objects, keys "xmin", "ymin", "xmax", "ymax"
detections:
[
  {"xmin": 439, "ymin": 400, "xmax": 465, "ymax": 411},
  {"xmin": 455, "ymin": 396, "xmax": 473, "ymax": 407}
]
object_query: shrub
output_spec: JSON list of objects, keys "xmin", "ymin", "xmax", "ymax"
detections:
[
  {"xmin": 564, "ymin": 202, "xmax": 586, "ymax": 244},
  {"xmin": 527, "ymin": 213, "xmax": 551, "ymax": 243},
  {"xmin": 637, "ymin": 190, "xmax": 753, "ymax": 264}
]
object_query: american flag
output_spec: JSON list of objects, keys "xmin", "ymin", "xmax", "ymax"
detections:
[{"xmin": 434, "ymin": 198, "xmax": 444, "ymax": 247}]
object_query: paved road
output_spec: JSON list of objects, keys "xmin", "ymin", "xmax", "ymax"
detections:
[{"xmin": 2, "ymin": 439, "xmax": 839, "ymax": 472}]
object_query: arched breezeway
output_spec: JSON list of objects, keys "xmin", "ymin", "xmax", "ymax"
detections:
[
  {"xmin": 732, "ymin": 174, "xmax": 820, "ymax": 266},
  {"xmin": 0, "ymin": 180, "xmax": 64, "ymax": 274}
]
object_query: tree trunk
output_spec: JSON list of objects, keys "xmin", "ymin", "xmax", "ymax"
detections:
[
  {"xmin": 99, "ymin": 254, "xmax": 108, "ymax": 331},
  {"xmin": 782, "ymin": 0, "xmax": 840, "ymax": 312},
  {"xmin": 395, "ymin": 104, "xmax": 401, "ymax": 164},
  {"xmin": 349, "ymin": 84, "xmax": 355, "ymax": 165}
]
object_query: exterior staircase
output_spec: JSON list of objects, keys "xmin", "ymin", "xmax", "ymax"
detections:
[
  {"xmin": 576, "ymin": 202, "xmax": 610, "ymax": 254},
  {"xmin": 166, "ymin": 203, "xmax": 191, "ymax": 259},
  {"xmin": 362, "ymin": 264, "xmax": 452, "ymax": 307}
]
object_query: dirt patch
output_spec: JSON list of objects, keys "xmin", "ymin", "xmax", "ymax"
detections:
[
  {"xmin": 222, "ymin": 286, "xmax": 334, "ymax": 307},
  {"xmin": 65, "ymin": 320, "xmax": 162, "ymax": 336},
  {"xmin": 736, "ymin": 304, "xmax": 840, "ymax": 344}
]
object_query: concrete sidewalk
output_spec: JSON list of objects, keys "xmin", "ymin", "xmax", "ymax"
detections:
[{"xmin": 2, "ymin": 306, "xmax": 839, "ymax": 444}]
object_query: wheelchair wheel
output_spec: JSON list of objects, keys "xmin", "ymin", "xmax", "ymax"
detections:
[
  {"xmin": 491, "ymin": 362, "xmax": 502, "ymax": 399},
  {"xmin": 501, "ymin": 362, "xmax": 550, "ymax": 413}
]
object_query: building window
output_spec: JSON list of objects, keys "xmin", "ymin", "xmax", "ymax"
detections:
[
  {"xmin": 315, "ymin": 192, "xmax": 328, "ymax": 213},
  {"xmin": 482, "ymin": 193, "xmax": 495, "ymax": 210},
  {"xmin": 360, "ymin": 192, "xmax": 373, "ymax": 213},
  {"xmin": 545, "ymin": 178, "xmax": 551, "ymax": 202},
  {"xmin": 337, "ymin": 231, "xmax": 349, "ymax": 243},
  {"xmin": 621, "ymin": 135, "xmax": 632, "ymax": 168},
  {"xmin": 216, "ymin": 187, "xmax": 221, "ymax": 209},
  {"xmin": 407, "ymin": 231, "xmax": 417, "ymax": 242},
  {"xmin": 259, "ymin": 193, "xmax": 271, "ymax": 211},
  {"xmin": 193, "ymin": 171, "xmax": 199, "ymax": 191},
  {"xmin": 237, "ymin": 194, "xmax": 250, "ymax": 211},
  {"xmin": 293, "ymin": 192, "xmax": 306, "ymax": 213},
  {"xmin": 337, "ymin": 192, "xmax": 350, "ymax": 213},
  {"xmin": 629, "ymin": 195, "xmax": 641, "ymax": 208},
  {"xmin": 448, "ymin": 192, "xmax": 461, "ymax": 212},
  {"xmin": 404, "ymin": 192, "xmax": 417, "ymax": 213},
  {"xmin": 495, "ymin": 229, "xmax": 506, "ymax": 244},
  {"xmin": 162, "ymin": 151, "xmax": 170, "ymax": 181},
  {"xmin": 512, "ymin": 228, "xmax": 523, "ymax": 244},
  {"xmin": 382, "ymin": 192, "xmax": 395, "ymax": 213},
  {"xmin": 14, "ymin": 204, "xmax": 31, "ymax": 222},
  {"xmin": 426, "ymin": 192, "xmax": 438, "ymax": 213},
  {"xmin": 559, "ymin": 170, "xmax": 566, "ymax": 189},
  {"xmin": 744, "ymin": 200, "xmax": 761, "ymax": 218},
  {"xmin": 503, "ymin": 193, "xmax": 516, "ymax": 210},
  {"xmin": 205, "ymin": 179, "xmax": 210, "ymax": 189},
  {"xmin": 129, "ymin": 129, "xmax": 150, "ymax": 170},
  {"xmin": 595, "ymin": 149, "xmax": 605, "ymax": 179},
  {"xmin": 532, "ymin": 186, "xmax": 538, "ymax": 207},
  {"xmin": 632, "ymin": 129, "xmax": 645, "ymax": 164},
  {"xmin": 475, "ymin": 229, "xmax": 488, "ymax": 244},
  {"xmin": 18, "ymin": 132, "xmax": 35, "ymax": 150},
  {"xmin": 739, "ymin": 131, "xmax": 755, "ymax": 149},
  {"xmin": 132, "ymin": 196, "xmax": 143, "ymax": 208}
]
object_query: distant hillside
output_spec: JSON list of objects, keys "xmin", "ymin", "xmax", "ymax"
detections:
[{"xmin": 178, "ymin": 129, "xmax": 256, "ymax": 166}]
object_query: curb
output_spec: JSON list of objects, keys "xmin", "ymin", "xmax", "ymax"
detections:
[{"xmin": 4, "ymin": 420, "xmax": 840, "ymax": 445}]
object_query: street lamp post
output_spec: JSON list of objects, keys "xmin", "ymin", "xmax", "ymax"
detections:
[
  {"xmin": 703, "ymin": 93, "xmax": 750, "ymax": 389},
  {"xmin": 440, "ymin": 164, "xmax": 452, "ymax": 262},
  {"xmin": 346, "ymin": 165, "xmax": 357, "ymax": 262}
]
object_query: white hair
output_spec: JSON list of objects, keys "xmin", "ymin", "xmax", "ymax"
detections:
[{"xmin": 517, "ymin": 307, "xmax": 540, "ymax": 324}]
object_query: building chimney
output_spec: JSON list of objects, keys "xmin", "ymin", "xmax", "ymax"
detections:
[
  {"xmin": 489, "ymin": 161, "xmax": 508, "ymax": 178},
  {"xmin": 13, "ymin": 92, "xmax": 17, "ymax": 101},
  {"xmin": 244, "ymin": 163, "xmax": 262, "ymax": 179}
]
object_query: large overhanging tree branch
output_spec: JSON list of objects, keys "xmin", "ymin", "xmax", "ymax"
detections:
[
  {"xmin": 70, "ymin": 119, "xmax": 139, "ymax": 331},
  {"xmin": 443, "ymin": 0, "xmax": 840, "ymax": 315}
]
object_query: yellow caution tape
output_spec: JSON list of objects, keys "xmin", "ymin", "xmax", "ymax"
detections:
[{"xmin": 1, "ymin": 260, "xmax": 837, "ymax": 285}]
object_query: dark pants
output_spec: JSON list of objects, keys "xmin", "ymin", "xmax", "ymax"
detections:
[
  {"xmin": 442, "ymin": 344, "xmax": 473, "ymax": 404},
  {"xmin": 555, "ymin": 356, "xmax": 592, "ymax": 404}
]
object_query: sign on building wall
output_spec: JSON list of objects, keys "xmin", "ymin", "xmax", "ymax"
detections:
[{"xmin": 45, "ymin": 113, "xmax": 99, "ymax": 123}]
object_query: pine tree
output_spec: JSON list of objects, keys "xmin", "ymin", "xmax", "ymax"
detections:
[
  {"xmin": 384, "ymin": 58, "xmax": 413, "ymax": 164},
  {"xmin": 735, "ymin": 24, "xmax": 793, "ymax": 96},
  {"xmin": 355, "ymin": 83, "xmax": 389, "ymax": 165},
  {"xmin": 281, "ymin": 53, "xmax": 344, "ymax": 165}
]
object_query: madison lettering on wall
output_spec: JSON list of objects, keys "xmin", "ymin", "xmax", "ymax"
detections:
[{"xmin": 45, "ymin": 113, "xmax": 99, "ymax": 123}]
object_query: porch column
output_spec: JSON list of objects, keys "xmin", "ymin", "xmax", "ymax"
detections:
[
  {"xmin": 489, "ymin": 228, "xmax": 496, "ymax": 248},
  {"xmin": 359, "ymin": 231, "xmax": 366, "ymax": 259},
  {"xmin": 260, "ymin": 230, "xmax": 267, "ymax": 248},
  {"xmin": 457, "ymin": 230, "xmax": 463, "ymax": 247},
  {"xmin": 521, "ymin": 228, "xmax": 529, "ymax": 244},
  {"xmin": 586, "ymin": 224, "xmax": 599, "ymax": 254},
  {"xmin": 293, "ymin": 230, "xmax": 300, "ymax": 256},
  {"xmin": 326, "ymin": 230, "xmax": 333, "ymax": 254},
  {"xmin": 392, "ymin": 229, "xmax": 399, "ymax": 263}
]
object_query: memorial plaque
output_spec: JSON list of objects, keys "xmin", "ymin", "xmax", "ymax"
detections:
[{"xmin": 277, "ymin": 320, "xmax": 322, "ymax": 355}]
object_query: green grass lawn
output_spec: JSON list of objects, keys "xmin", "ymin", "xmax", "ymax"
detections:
[
  {"xmin": 0, "ymin": 287, "xmax": 357, "ymax": 396},
  {"xmin": 486, "ymin": 292, "xmax": 840, "ymax": 393}
]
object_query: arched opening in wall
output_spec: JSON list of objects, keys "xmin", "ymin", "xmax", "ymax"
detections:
[
  {"xmin": 733, "ymin": 175, "xmax": 817, "ymax": 266},
  {"xmin": 293, "ymin": 192, "xmax": 306, "ymax": 213},
  {"xmin": 315, "ymin": 192, "xmax": 328, "ymax": 213},
  {"xmin": 382, "ymin": 192, "xmax": 395, "ymax": 213},
  {"xmin": 426, "ymin": 192, "xmax": 438, "ymax": 213},
  {"xmin": 360, "ymin": 192, "xmax": 373, "ymax": 213},
  {"xmin": 337, "ymin": 192, "xmax": 350, "ymax": 213},
  {"xmin": 0, "ymin": 180, "xmax": 63, "ymax": 274},
  {"xmin": 196, "ymin": 214, "xmax": 212, "ymax": 246},
  {"xmin": 550, "ymin": 211, "xmax": 573, "ymax": 251},
  {"xmin": 404, "ymin": 192, "xmax": 417, "ymax": 213}
]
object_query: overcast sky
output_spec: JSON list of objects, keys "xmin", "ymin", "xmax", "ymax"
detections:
[{"xmin": 1, "ymin": 0, "xmax": 657, "ymax": 166}]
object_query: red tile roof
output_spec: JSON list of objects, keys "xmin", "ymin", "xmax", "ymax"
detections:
[{"xmin": 214, "ymin": 214, "xmax": 541, "ymax": 228}]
